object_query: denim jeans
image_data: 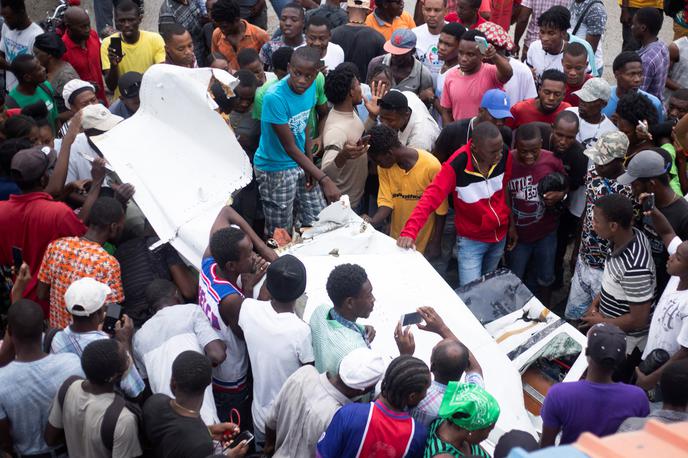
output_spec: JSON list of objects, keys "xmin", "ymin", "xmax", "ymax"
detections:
[
  {"xmin": 507, "ymin": 231, "xmax": 557, "ymax": 292},
  {"xmin": 457, "ymin": 236, "xmax": 506, "ymax": 286},
  {"xmin": 213, "ymin": 384, "xmax": 253, "ymax": 431}
]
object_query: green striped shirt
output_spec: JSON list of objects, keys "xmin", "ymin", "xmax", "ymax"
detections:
[
  {"xmin": 424, "ymin": 419, "xmax": 491, "ymax": 458},
  {"xmin": 309, "ymin": 304, "xmax": 367, "ymax": 374}
]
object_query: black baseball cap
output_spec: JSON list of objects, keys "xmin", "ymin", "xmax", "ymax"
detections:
[
  {"xmin": 266, "ymin": 255, "xmax": 307, "ymax": 302},
  {"xmin": 118, "ymin": 72, "xmax": 142, "ymax": 99},
  {"xmin": 586, "ymin": 323, "xmax": 627, "ymax": 366},
  {"xmin": 378, "ymin": 90, "xmax": 409, "ymax": 111}
]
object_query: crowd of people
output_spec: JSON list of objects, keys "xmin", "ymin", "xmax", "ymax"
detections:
[{"xmin": 1, "ymin": 0, "xmax": 688, "ymax": 456}]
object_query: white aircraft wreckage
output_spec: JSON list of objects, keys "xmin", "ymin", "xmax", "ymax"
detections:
[{"xmin": 92, "ymin": 65, "xmax": 588, "ymax": 449}]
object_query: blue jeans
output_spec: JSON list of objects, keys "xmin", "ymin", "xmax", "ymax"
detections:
[
  {"xmin": 457, "ymin": 236, "xmax": 507, "ymax": 286},
  {"xmin": 507, "ymin": 231, "xmax": 557, "ymax": 291}
]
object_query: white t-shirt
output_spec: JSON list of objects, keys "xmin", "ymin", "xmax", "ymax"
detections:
[
  {"xmin": 413, "ymin": 23, "xmax": 443, "ymax": 85},
  {"xmin": 526, "ymin": 40, "xmax": 564, "ymax": 81},
  {"xmin": 643, "ymin": 237, "xmax": 688, "ymax": 359},
  {"xmin": 566, "ymin": 107, "xmax": 618, "ymax": 148},
  {"xmin": 505, "ymin": 57, "xmax": 538, "ymax": 106},
  {"xmin": 55, "ymin": 133, "xmax": 104, "ymax": 184},
  {"xmin": 0, "ymin": 22, "xmax": 44, "ymax": 91},
  {"xmin": 238, "ymin": 299, "xmax": 314, "ymax": 435}
]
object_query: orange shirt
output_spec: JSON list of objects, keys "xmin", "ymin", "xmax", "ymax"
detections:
[
  {"xmin": 618, "ymin": 0, "xmax": 663, "ymax": 8},
  {"xmin": 38, "ymin": 237, "xmax": 124, "ymax": 329},
  {"xmin": 211, "ymin": 20, "xmax": 269, "ymax": 70},
  {"xmin": 364, "ymin": 11, "xmax": 416, "ymax": 41}
]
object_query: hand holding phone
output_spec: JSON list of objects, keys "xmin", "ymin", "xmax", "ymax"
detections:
[
  {"xmin": 400, "ymin": 311, "xmax": 423, "ymax": 326},
  {"xmin": 11, "ymin": 246, "xmax": 22, "ymax": 271},
  {"xmin": 224, "ymin": 430, "xmax": 254, "ymax": 451},
  {"xmin": 642, "ymin": 193, "xmax": 655, "ymax": 212},
  {"xmin": 108, "ymin": 36, "xmax": 124, "ymax": 65},
  {"xmin": 474, "ymin": 36, "xmax": 489, "ymax": 55},
  {"xmin": 102, "ymin": 303, "xmax": 122, "ymax": 335}
]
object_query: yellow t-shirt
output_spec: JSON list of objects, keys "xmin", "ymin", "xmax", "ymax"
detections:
[
  {"xmin": 618, "ymin": 0, "xmax": 663, "ymax": 8},
  {"xmin": 377, "ymin": 149, "xmax": 448, "ymax": 253},
  {"xmin": 364, "ymin": 11, "xmax": 416, "ymax": 41},
  {"xmin": 100, "ymin": 31, "xmax": 166, "ymax": 99}
]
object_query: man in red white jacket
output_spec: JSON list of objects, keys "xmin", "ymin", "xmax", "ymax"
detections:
[{"xmin": 397, "ymin": 122, "xmax": 516, "ymax": 286}]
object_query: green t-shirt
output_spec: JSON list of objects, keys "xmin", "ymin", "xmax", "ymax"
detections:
[
  {"xmin": 7, "ymin": 81, "xmax": 59, "ymax": 134},
  {"xmin": 661, "ymin": 143, "xmax": 683, "ymax": 196},
  {"xmin": 252, "ymin": 72, "xmax": 327, "ymax": 142}
]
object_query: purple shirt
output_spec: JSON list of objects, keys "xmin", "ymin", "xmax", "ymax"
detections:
[
  {"xmin": 638, "ymin": 41, "xmax": 669, "ymax": 103},
  {"xmin": 541, "ymin": 380, "xmax": 650, "ymax": 444}
]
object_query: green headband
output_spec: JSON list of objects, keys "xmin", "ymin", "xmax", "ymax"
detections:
[{"xmin": 438, "ymin": 382, "xmax": 500, "ymax": 431}]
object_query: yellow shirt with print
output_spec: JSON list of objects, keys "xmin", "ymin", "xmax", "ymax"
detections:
[
  {"xmin": 618, "ymin": 0, "xmax": 663, "ymax": 8},
  {"xmin": 100, "ymin": 31, "xmax": 166, "ymax": 99},
  {"xmin": 377, "ymin": 149, "xmax": 448, "ymax": 253}
]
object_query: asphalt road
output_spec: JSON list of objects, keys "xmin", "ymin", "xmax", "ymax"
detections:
[{"xmin": 28, "ymin": 0, "xmax": 676, "ymax": 79}]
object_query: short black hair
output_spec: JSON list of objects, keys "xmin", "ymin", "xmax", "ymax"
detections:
[
  {"xmin": 367, "ymin": 64, "xmax": 393, "ymax": 85},
  {"xmin": 594, "ymin": 194, "xmax": 634, "ymax": 229},
  {"xmin": 88, "ymin": 197, "xmax": 125, "ymax": 229},
  {"xmin": 324, "ymin": 64, "xmax": 358, "ymax": 104},
  {"xmin": 472, "ymin": 121, "xmax": 502, "ymax": 147},
  {"xmin": 616, "ymin": 91, "xmax": 659, "ymax": 126},
  {"xmin": 20, "ymin": 101, "xmax": 49, "ymax": 123},
  {"xmin": 380, "ymin": 355, "xmax": 430, "ymax": 410},
  {"xmin": 115, "ymin": 0, "xmax": 140, "ymax": 15},
  {"xmin": 635, "ymin": 7, "xmax": 663, "ymax": 36},
  {"xmin": 564, "ymin": 41, "xmax": 587, "ymax": 58},
  {"xmin": 212, "ymin": 0, "xmax": 240, "ymax": 24},
  {"xmin": 441, "ymin": 22, "xmax": 466, "ymax": 41},
  {"xmin": 367, "ymin": 124, "xmax": 401, "ymax": 158},
  {"xmin": 537, "ymin": 5, "xmax": 570, "ymax": 31},
  {"xmin": 515, "ymin": 123, "xmax": 542, "ymax": 143},
  {"xmin": 0, "ymin": 0, "xmax": 26, "ymax": 13},
  {"xmin": 160, "ymin": 22, "xmax": 189, "ymax": 43},
  {"xmin": 281, "ymin": 2, "xmax": 305, "ymax": 19},
  {"xmin": 145, "ymin": 279, "xmax": 179, "ymax": 309},
  {"xmin": 431, "ymin": 339, "xmax": 469, "ymax": 383},
  {"xmin": 672, "ymin": 88, "xmax": 688, "ymax": 102},
  {"xmin": 82, "ymin": 339, "xmax": 126, "ymax": 385},
  {"xmin": 209, "ymin": 226, "xmax": 247, "ymax": 267},
  {"xmin": 541, "ymin": 69, "xmax": 567, "ymax": 86},
  {"xmin": 235, "ymin": 68, "xmax": 258, "ymax": 88},
  {"xmin": 554, "ymin": 109, "xmax": 580, "ymax": 128},
  {"xmin": 272, "ymin": 47, "xmax": 294, "ymax": 72},
  {"xmin": 0, "ymin": 137, "xmax": 33, "ymax": 175},
  {"xmin": 291, "ymin": 46, "xmax": 322, "ymax": 66},
  {"xmin": 660, "ymin": 360, "xmax": 688, "ymax": 408},
  {"xmin": 1, "ymin": 116, "xmax": 36, "ymax": 141},
  {"xmin": 7, "ymin": 299, "xmax": 44, "ymax": 342},
  {"xmin": 326, "ymin": 263, "xmax": 368, "ymax": 308},
  {"xmin": 237, "ymin": 48, "xmax": 260, "ymax": 67},
  {"xmin": 460, "ymin": 29, "xmax": 486, "ymax": 43},
  {"xmin": 306, "ymin": 14, "xmax": 330, "ymax": 31},
  {"xmin": 172, "ymin": 351, "xmax": 212, "ymax": 395},
  {"xmin": 9, "ymin": 54, "xmax": 38, "ymax": 83},
  {"xmin": 613, "ymin": 51, "xmax": 642, "ymax": 73}
]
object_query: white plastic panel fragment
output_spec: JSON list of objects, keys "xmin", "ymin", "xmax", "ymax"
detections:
[{"xmin": 91, "ymin": 64, "xmax": 252, "ymax": 266}]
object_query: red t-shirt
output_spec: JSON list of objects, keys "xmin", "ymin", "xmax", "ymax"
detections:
[
  {"xmin": 0, "ymin": 193, "xmax": 86, "ymax": 312},
  {"xmin": 441, "ymin": 64, "xmax": 503, "ymax": 121},
  {"xmin": 509, "ymin": 98, "xmax": 572, "ymax": 128},
  {"xmin": 564, "ymin": 74, "xmax": 593, "ymax": 107},
  {"xmin": 508, "ymin": 149, "xmax": 566, "ymax": 243},
  {"xmin": 445, "ymin": 12, "xmax": 488, "ymax": 27},
  {"xmin": 62, "ymin": 30, "xmax": 108, "ymax": 106}
]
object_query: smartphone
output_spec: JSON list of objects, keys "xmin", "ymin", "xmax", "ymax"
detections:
[
  {"xmin": 642, "ymin": 193, "xmax": 655, "ymax": 212},
  {"xmin": 358, "ymin": 134, "xmax": 371, "ymax": 146},
  {"xmin": 400, "ymin": 312, "xmax": 423, "ymax": 326},
  {"xmin": 474, "ymin": 36, "xmax": 489, "ymax": 54},
  {"xmin": 102, "ymin": 303, "xmax": 122, "ymax": 335},
  {"xmin": 110, "ymin": 36, "xmax": 123, "ymax": 58},
  {"xmin": 11, "ymin": 246, "xmax": 22, "ymax": 271},
  {"xmin": 637, "ymin": 120, "xmax": 650, "ymax": 137},
  {"xmin": 225, "ymin": 430, "xmax": 254, "ymax": 450}
]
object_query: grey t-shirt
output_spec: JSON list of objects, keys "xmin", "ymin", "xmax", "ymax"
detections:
[{"xmin": 0, "ymin": 353, "xmax": 83, "ymax": 455}]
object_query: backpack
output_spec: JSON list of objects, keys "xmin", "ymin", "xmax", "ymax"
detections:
[{"xmin": 57, "ymin": 376, "xmax": 147, "ymax": 453}]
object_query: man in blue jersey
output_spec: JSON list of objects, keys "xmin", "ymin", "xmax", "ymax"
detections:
[
  {"xmin": 197, "ymin": 205, "xmax": 277, "ymax": 424},
  {"xmin": 602, "ymin": 51, "xmax": 664, "ymax": 121}
]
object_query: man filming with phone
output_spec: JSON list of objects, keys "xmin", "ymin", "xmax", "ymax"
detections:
[{"xmin": 101, "ymin": 0, "xmax": 165, "ymax": 100}]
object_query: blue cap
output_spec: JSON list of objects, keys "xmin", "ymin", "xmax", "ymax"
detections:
[
  {"xmin": 480, "ymin": 89, "xmax": 513, "ymax": 119},
  {"xmin": 383, "ymin": 28, "xmax": 417, "ymax": 55}
]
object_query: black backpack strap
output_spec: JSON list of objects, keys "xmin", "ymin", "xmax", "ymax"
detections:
[
  {"xmin": 572, "ymin": 1, "xmax": 604, "ymax": 36},
  {"xmin": 101, "ymin": 394, "xmax": 126, "ymax": 451},
  {"xmin": 57, "ymin": 375, "xmax": 82, "ymax": 410},
  {"xmin": 43, "ymin": 328, "xmax": 61, "ymax": 354}
]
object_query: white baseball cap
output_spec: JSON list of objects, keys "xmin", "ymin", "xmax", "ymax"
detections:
[
  {"xmin": 81, "ymin": 104, "xmax": 123, "ymax": 132},
  {"xmin": 64, "ymin": 278, "xmax": 111, "ymax": 316},
  {"xmin": 339, "ymin": 347, "xmax": 386, "ymax": 390}
]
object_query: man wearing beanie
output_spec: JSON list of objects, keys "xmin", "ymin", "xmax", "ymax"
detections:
[{"xmin": 237, "ymin": 254, "xmax": 314, "ymax": 447}]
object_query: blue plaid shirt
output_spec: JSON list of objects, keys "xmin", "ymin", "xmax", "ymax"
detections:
[
  {"xmin": 50, "ymin": 328, "xmax": 145, "ymax": 398},
  {"xmin": 639, "ymin": 41, "xmax": 670, "ymax": 103}
]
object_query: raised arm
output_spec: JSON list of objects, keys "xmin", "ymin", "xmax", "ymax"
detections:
[{"xmin": 206, "ymin": 205, "xmax": 278, "ymax": 262}]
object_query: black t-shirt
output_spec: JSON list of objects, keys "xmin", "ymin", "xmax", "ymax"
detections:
[
  {"xmin": 143, "ymin": 393, "xmax": 214, "ymax": 458},
  {"xmin": 535, "ymin": 122, "xmax": 588, "ymax": 191},
  {"xmin": 330, "ymin": 24, "xmax": 385, "ymax": 82},
  {"xmin": 638, "ymin": 196, "xmax": 688, "ymax": 294},
  {"xmin": 435, "ymin": 118, "xmax": 512, "ymax": 162}
]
